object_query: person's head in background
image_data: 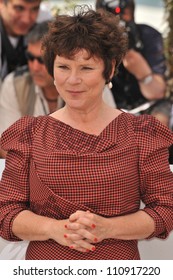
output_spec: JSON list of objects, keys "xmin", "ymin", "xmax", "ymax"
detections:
[
  {"xmin": 0, "ymin": 0, "xmax": 42, "ymax": 36},
  {"xmin": 41, "ymin": 5, "xmax": 128, "ymax": 96},
  {"xmin": 25, "ymin": 20, "xmax": 54, "ymax": 89},
  {"xmin": 95, "ymin": 0, "xmax": 135, "ymax": 22}
]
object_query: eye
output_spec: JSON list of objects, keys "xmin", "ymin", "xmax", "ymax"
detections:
[
  {"xmin": 32, "ymin": 7, "xmax": 40, "ymax": 13},
  {"xmin": 14, "ymin": 5, "xmax": 24, "ymax": 12},
  {"xmin": 82, "ymin": 66, "xmax": 93, "ymax": 70},
  {"xmin": 57, "ymin": 65, "xmax": 68, "ymax": 70}
]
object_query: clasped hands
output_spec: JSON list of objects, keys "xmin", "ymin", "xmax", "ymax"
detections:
[{"xmin": 63, "ymin": 210, "xmax": 110, "ymax": 253}]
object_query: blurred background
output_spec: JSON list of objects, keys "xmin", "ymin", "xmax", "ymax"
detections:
[
  {"xmin": 40, "ymin": 0, "xmax": 173, "ymax": 101},
  {"xmin": 42, "ymin": 0, "xmax": 166, "ymax": 32}
]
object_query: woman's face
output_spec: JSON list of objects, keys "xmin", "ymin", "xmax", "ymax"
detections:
[{"xmin": 53, "ymin": 49, "xmax": 107, "ymax": 111}]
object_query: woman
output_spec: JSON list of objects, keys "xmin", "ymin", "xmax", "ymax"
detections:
[{"xmin": 0, "ymin": 6, "xmax": 173, "ymax": 260}]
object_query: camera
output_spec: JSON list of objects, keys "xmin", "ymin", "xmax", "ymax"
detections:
[
  {"xmin": 99, "ymin": 0, "xmax": 130, "ymax": 15},
  {"xmin": 98, "ymin": 0, "xmax": 143, "ymax": 50}
]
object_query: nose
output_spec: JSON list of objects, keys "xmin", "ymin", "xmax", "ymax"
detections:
[
  {"xmin": 67, "ymin": 70, "xmax": 82, "ymax": 85},
  {"xmin": 20, "ymin": 11, "xmax": 35, "ymax": 25},
  {"xmin": 29, "ymin": 59, "xmax": 42, "ymax": 71}
]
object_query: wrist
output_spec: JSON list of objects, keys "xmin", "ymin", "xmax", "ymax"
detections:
[
  {"xmin": 106, "ymin": 217, "xmax": 118, "ymax": 239},
  {"xmin": 138, "ymin": 73, "xmax": 153, "ymax": 85},
  {"xmin": 43, "ymin": 218, "xmax": 57, "ymax": 240}
]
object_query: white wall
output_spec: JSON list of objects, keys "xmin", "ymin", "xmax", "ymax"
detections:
[{"xmin": 0, "ymin": 159, "xmax": 173, "ymax": 260}]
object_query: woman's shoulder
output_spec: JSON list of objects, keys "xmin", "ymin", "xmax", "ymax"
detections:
[
  {"xmin": 131, "ymin": 113, "xmax": 171, "ymax": 134},
  {"xmin": 2, "ymin": 115, "xmax": 39, "ymax": 137},
  {"xmin": 0, "ymin": 115, "xmax": 48, "ymax": 152},
  {"xmin": 127, "ymin": 113, "xmax": 173, "ymax": 150}
]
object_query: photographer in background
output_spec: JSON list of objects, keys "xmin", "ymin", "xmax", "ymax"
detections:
[
  {"xmin": 96, "ymin": 0, "xmax": 172, "ymax": 127},
  {"xmin": 0, "ymin": 0, "xmax": 51, "ymax": 85}
]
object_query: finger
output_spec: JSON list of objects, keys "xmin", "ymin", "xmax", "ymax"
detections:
[
  {"xmin": 73, "ymin": 239, "xmax": 96, "ymax": 252},
  {"xmin": 69, "ymin": 210, "xmax": 94, "ymax": 221},
  {"xmin": 76, "ymin": 228, "xmax": 98, "ymax": 243},
  {"xmin": 64, "ymin": 233, "xmax": 83, "ymax": 242},
  {"xmin": 66, "ymin": 229, "xmax": 98, "ymax": 244},
  {"xmin": 74, "ymin": 217, "xmax": 96, "ymax": 229},
  {"xmin": 69, "ymin": 244, "xmax": 90, "ymax": 253},
  {"xmin": 69, "ymin": 210, "xmax": 87, "ymax": 222},
  {"xmin": 65, "ymin": 227, "xmax": 99, "ymax": 244},
  {"xmin": 66, "ymin": 224, "xmax": 97, "ymax": 241},
  {"xmin": 66, "ymin": 222, "xmax": 86, "ymax": 231}
]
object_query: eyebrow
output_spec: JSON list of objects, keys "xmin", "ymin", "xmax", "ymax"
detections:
[{"xmin": 12, "ymin": 4, "xmax": 40, "ymax": 10}]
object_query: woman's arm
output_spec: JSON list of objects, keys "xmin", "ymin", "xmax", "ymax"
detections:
[
  {"xmin": 12, "ymin": 210, "xmax": 97, "ymax": 252},
  {"xmin": 12, "ymin": 210, "xmax": 62, "ymax": 241},
  {"xmin": 12, "ymin": 210, "xmax": 73, "ymax": 246}
]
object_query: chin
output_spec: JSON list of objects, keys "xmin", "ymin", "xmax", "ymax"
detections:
[
  {"xmin": 14, "ymin": 27, "xmax": 31, "ymax": 36},
  {"xmin": 33, "ymin": 79, "xmax": 45, "ymax": 88}
]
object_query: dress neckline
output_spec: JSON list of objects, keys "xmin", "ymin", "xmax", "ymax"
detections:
[{"xmin": 46, "ymin": 111, "xmax": 125, "ymax": 137}]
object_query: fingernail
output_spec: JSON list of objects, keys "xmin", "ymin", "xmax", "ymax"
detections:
[
  {"xmin": 91, "ymin": 246, "xmax": 96, "ymax": 251},
  {"xmin": 91, "ymin": 224, "xmax": 96, "ymax": 229},
  {"xmin": 64, "ymin": 234, "xmax": 67, "ymax": 238},
  {"xmin": 94, "ymin": 238, "xmax": 98, "ymax": 242}
]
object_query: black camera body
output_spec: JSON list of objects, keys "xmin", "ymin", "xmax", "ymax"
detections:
[
  {"xmin": 100, "ymin": 0, "xmax": 130, "ymax": 15},
  {"xmin": 99, "ymin": 0, "xmax": 143, "ymax": 51}
]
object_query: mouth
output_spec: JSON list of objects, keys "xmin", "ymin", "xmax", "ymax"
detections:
[
  {"xmin": 32, "ymin": 75, "xmax": 45, "ymax": 84},
  {"xmin": 32, "ymin": 73, "xmax": 44, "ymax": 79},
  {"xmin": 17, "ymin": 24, "xmax": 32, "ymax": 33},
  {"xmin": 67, "ymin": 90, "xmax": 84, "ymax": 95}
]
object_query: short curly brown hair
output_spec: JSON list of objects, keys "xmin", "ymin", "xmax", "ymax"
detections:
[{"xmin": 41, "ymin": 5, "xmax": 128, "ymax": 83}]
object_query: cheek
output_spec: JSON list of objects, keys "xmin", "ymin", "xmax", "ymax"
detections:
[
  {"xmin": 6, "ymin": 13, "xmax": 15, "ymax": 25},
  {"xmin": 28, "ymin": 62, "xmax": 33, "ymax": 69},
  {"xmin": 44, "ymin": 74, "xmax": 53, "ymax": 85},
  {"xmin": 9, "ymin": 9, "xmax": 21, "ymax": 20},
  {"xmin": 54, "ymin": 71, "xmax": 65, "ymax": 85},
  {"xmin": 30, "ymin": 13, "xmax": 39, "ymax": 23},
  {"xmin": 88, "ymin": 74, "xmax": 105, "ymax": 88}
]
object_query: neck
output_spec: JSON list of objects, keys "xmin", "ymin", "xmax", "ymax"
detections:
[
  {"xmin": 63, "ymin": 101, "xmax": 108, "ymax": 125},
  {"xmin": 53, "ymin": 102, "xmax": 118, "ymax": 136}
]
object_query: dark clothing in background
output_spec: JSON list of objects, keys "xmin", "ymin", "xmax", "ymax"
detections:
[
  {"xmin": 0, "ymin": 18, "xmax": 27, "ymax": 80},
  {"xmin": 112, "ymin": 24, "xmax": 166, "ymax": 110}
]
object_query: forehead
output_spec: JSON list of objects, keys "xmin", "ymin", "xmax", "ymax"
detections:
[
  {"xmin": 58, "ymin": 49, "xmax": 101, "ymax": 62},
  {"xmin": 56, "ymin": 49, "xmax": 104, "ymax": 67},
  {"xmin": 9, "ymin": 0, "xmax": 41, "ymax": 5},
  {"xmin": 27, "ymin": 41, "xmax": 42, "ymax": 50}
]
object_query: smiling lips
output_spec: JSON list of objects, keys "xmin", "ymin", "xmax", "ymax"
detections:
[{"xmin": 67, "ymin": 90, "xmax": 85, "ymax": 95}]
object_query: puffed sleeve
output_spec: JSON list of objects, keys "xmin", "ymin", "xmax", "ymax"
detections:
[
  {"xmin": 0, "ymin": 116, "xmax": 37, "ymax": 241},
  {"xmin": 133, "ymin": 114, "xmax": 173, "ymax": 239}
]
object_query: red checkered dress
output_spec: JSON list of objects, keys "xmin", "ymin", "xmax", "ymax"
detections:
[{"xmin": 0, "ymin": 112, "xmax": 173, "ymax": 260}]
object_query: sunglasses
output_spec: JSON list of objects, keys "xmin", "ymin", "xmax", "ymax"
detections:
[{"xmin": 25, "ymin": 51, "xmax": 44, "ymax": 64}]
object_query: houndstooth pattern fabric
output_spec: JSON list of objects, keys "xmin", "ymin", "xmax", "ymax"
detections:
[{"xmin": 0, "ymin": 112, "xmax": 173, "ymax": 259}]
